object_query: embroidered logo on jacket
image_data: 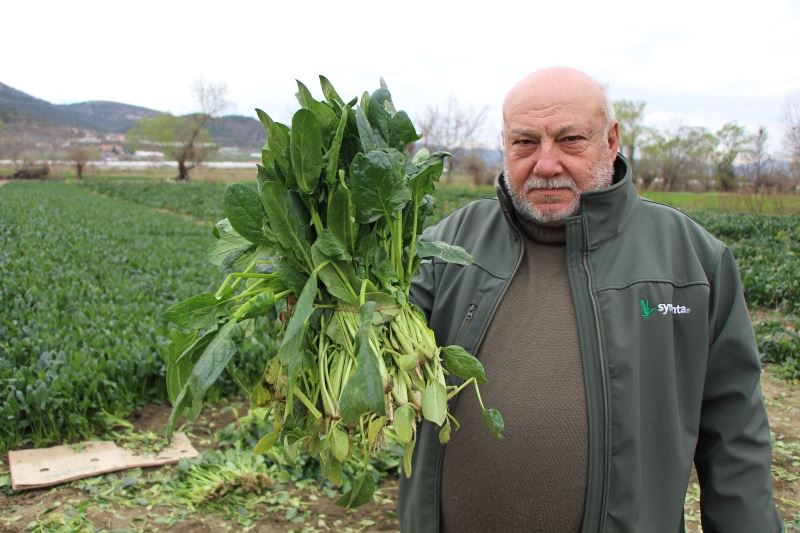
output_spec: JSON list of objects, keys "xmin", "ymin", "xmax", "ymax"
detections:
[{"xmin": 640, "ymin": 297, "xmax": 691, "ymax": 318}]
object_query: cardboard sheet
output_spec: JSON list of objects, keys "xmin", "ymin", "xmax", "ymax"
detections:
[{"xmin": 8, "ymin": 432, "xmax": 198, "ymax": 490}]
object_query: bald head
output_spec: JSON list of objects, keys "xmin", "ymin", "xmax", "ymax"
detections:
[
  {"xmin": 503, "ymin": 67, "xmax": 615, "ymax": 131},
  {"xmin": 500, "ymin": 67, "xmax": 620, "ymax": 225}
]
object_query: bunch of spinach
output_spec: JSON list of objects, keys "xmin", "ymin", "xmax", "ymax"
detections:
[{"xmin": 164, "ymin": 77, "xmax": 503, "ymax": 507}]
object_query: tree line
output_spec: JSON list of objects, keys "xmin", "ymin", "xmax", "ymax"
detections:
[{"xmin": 615, "ymin": 98, "xmax": 800, "ymax": 193}]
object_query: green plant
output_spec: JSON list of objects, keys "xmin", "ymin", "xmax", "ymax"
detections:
[
  {"xmin": 164, "ymin": 77, "xmax": 503, "ymax": 507},
  {"xmin": 0, "ymin": 182, "xmax": 267, "ymax": 451}
]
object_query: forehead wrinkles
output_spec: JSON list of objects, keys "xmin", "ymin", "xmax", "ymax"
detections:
[{"xmin": 504, "ymin": 100, "xmax": 604, "ymax": 136}]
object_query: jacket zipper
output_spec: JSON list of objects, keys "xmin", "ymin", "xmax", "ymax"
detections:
[
  {"xmin": 583, "ymin": 251, "xmax": 610, "ymax": 532},
  {"xmin": 433, "ymin": 231, "xmax": 524, "ymax": 533},
  {"xmin": 452, "ymin": 304, "xmax": 477, "ymax": 346}
]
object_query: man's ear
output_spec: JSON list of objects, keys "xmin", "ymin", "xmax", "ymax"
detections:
[{"xmin": 607, "ymin": 122, "xmax": 620, "ymax": 155}]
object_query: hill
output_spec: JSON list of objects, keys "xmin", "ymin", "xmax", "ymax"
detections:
[{"xmin": 0, "ymin": 81, "xmax": 264, "ymax": 150}]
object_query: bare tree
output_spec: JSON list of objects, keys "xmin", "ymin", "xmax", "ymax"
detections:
[
  {"xmin": 67, "ymin": 145, "xmax": 99, "ymax": 180},
  {"xmin": 746, "ymin": 127, "xmax": 772, "ymax": 193},
  {"xmin": 127, "ymin": 78, "xmax": 229, "ymax": 181},
  {"xmin": 784, "ymin": 94, "xmax": 800, "ymax": 186},
  {"xmin": 416, "ymin": 97, "xmax": 487, "ymax": 183}
]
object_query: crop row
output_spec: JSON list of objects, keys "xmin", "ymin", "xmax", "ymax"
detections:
[
  {"xmin": 0, "ymin": 181, "xmax": 271, "ymax": 451},
  {"xmin": 83, "ymin": 177, "xmax": 231, "ymax": 222}
]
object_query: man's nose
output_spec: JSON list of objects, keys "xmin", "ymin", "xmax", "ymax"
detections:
[{"xmin": 533, "ymin": 142, "xmax": 562, "ymax": 177}]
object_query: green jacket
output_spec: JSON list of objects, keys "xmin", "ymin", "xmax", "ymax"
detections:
[{"xmin": 399, "ymin": 156, "xmax": 783, "ymax": 532}]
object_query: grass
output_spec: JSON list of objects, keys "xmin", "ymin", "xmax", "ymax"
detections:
[{"xmin": 643, "ymin": 191, "xmax": 800, "ymax": 216}]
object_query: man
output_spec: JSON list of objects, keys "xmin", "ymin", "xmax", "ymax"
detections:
[{"xmin": 399, "ymin": 67, "xmax": 783, "ymax": 532}]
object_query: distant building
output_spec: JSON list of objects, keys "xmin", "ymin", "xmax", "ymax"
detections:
[
  {"xmin": 99, "ymin": 144, "xmax": 123, "ymax": 154},
  {"xmin": 133, "ymin": 150, "xmax": 164, "ymax": 161}
]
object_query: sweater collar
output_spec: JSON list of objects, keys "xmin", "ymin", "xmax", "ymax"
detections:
[{"xmin": 495, "ymin": 154, "xmax": 639, "ymax": 249}]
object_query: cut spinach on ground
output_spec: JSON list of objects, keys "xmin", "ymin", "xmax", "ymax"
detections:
[{"xmin": 164, "ymin": 76, "xmax": 503, "ymax": 507}]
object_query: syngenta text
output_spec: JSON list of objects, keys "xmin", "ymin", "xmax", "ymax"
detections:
[{"xmin": 640, "ymin": 298, "xmax": 691, "ymax": 318}]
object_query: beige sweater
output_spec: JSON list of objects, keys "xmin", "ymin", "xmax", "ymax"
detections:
[{"xmin": 440, "ymin": 221, "xmax": 588, "ymax": 532}]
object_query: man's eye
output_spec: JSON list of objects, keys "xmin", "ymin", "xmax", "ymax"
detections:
[
  {"xmin": 515, "ymin": 139, "xmax": 534, "ymax": 145},
  {"xmin": 563, "ymin": 136, "xmax": 583, "ymax": 142}
]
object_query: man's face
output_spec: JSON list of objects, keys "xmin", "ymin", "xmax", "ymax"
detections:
[{"xmin": 502, "ymin": 97, "xmax": 619, "ymax": 224}]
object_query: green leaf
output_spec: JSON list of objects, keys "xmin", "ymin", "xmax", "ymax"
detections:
[
  {"xmin": 416, "ymin": 240, "xmax": 473, "ymax": 265},
  {"xmin": 393, "ymin": 403, "xmax": 415, "ymax": 444},
  {"xmin": 275, "ymin": 256, "xmax": 309, "ymax": 296},
  {"xmin": 440, "ymin": 345, "xmax": 487, "ymax": 384},
  {"xmin": 296, "ymin": 80, "xmax": 339, "ymax": 133},
  {"xmin": 166, "ymin": 330, "xmax": 197, "ymax": 404},
  {"xmin": 223, "ymin": 183, "xmax": 266, "ymax": 244},
  {"xmin": 339, "ymin": 302, "xmax": 386, "ymax": 423},
  {"xmin": 163, "ymin": 292, "xmax": 231, "ymax": 329},
  {"xmin": 328, "ymin": 427, "xmax": 349, "ymax": 462},
  {"xmin": 187, "ymin": 321, "xmax": 240, "ymax": 401},
  {"xmin": 388, "ymin": 111, "xmax": 421, "ymax": 150},
  {"xmin": 421, "ymin": 381, "xmax": 447, "ymax": 426},
  {"xmin": 311, "ymin": 245, "xmax": 357, "ymax": 305},
  {"xmin": 482, "ymin": 407, "xmax": 505, "ymax": 439},
  {"xmin": 314, "ymin": 229, "xmax": 351, "ymax": 261},
  {"xmin": 439, "ymin": 418, "xmax": 452, "ymax": 444},
  {"xmin": 167, "ymin": 321, "xmax": 239, "ymax": 438},
  {"xmin": 254, "ymin": 432, "xmax": 280, "ymax": 454},
  {"xmin": 402, "ymin": 435, "xmax": 415, "ymax": 478},
  {"xmin": 336, "ymin": 472, "xmax": 376, "ymax": 509},
  {"xmin": 325, "ymin": 107, "xmax": 349, "ymax": 187},
  {"xmin": 256, "ymin": 109, "xmax": 291, "ymax": 184},
  {"xmin": 278, "ymin": 270, "xmax": 319, "ymax": 380},
  {"xmin": 260, "ymin": 180, "xmax": 313, "ymax": 269},
  {"xmin": 350, "ymin": 151, "xmax": 411, "ymax": 224},
  {"xmin": 327, "ymin": 184, "xmax": 355, "ymax": 256},
  {"xmin": 319, "ymin": 75, "xmax": 345, "ymax": 106},
  {"xmin": 365, "ymin": 292, "xmax": 401, "ymax": 324},
  {"xmin": 259, "ymin": 152, "xmax": 278, "ymax": 182},
  {"xmin": 355, "ymin": 107, "xmax": 377, "ymax": 152},
  {"xmin": 206, "ymin": 219, "xmax": 252, "ymax": 266},
  {"xmin": 367, "ymin": 416, "xmax": 386, "ymax": 444},
  {"xmin": 320, "ymin": 447, "xmax": 343, "ymax": 485},
  {"xmin": 290, "ymin": 109, "xmax": 324, "ymax": 195},
  {"xmin": 407, "ymin": 151, "xmax": 448, "ymax": 206},
  {"xmin": 367, "ymin": 87, "xmax": 392, "ymax": 142}
]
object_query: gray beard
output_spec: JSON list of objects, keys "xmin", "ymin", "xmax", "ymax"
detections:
[{"xmin": 504, "ymin": 157, "xmax": 615, "ymax": 224}]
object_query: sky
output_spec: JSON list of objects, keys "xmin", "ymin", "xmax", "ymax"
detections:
[{"xmin": 4, "ymin": 0, "xmax": 800, "ymax": 154}]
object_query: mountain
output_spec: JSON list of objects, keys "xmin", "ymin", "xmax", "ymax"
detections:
[
  {"xmin": 208, "ymin": 115, "xmax": 265, "ymax": 149},
  {"xmin": 0, "ymin": 81, "xmax": 96, "ymax": 130},
  {"xmin": 59, "ymin": 101, "xmax": 162, "ymax": 133},
  {"xmin": 0, "ymin": 81, "xmax": 264, "ymax": 149}
]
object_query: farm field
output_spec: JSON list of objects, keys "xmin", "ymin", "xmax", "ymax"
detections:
[{"xmin": 1, "ymin": 176, "xmax": 799, "ymax": 531}]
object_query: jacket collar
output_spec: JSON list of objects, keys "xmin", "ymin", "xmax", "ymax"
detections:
[{"xmin": 495, "ymin": 154, "xmax": 640, "ymax": 248}]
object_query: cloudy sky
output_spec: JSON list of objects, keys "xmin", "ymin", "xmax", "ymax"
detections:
[{"xmin": 5, "ymin": 0, "xmax": 799, "ymax": 153}]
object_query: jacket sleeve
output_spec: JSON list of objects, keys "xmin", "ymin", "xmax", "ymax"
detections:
[{"xmin": 694, "ymin": 246, "xmax": 783, "ymax": 532}]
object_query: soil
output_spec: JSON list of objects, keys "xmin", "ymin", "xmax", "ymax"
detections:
[
  {"xmin": 2, "ymin": 367, "xmax": 798, "ymax": 532},
  {"xmin": 1, "ymin": 401, "xmax": 398, "ymax": 533}
]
